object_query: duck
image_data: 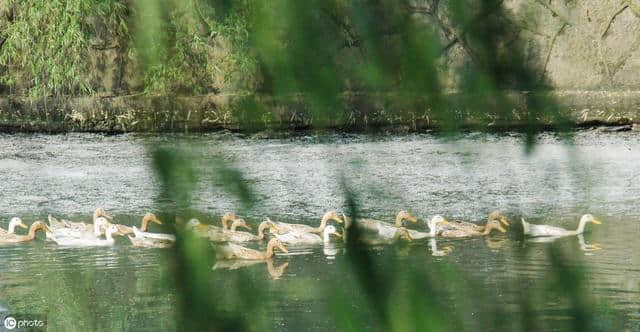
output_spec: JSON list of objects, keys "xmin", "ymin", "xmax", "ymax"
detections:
[
  {"xmin": 521, "ymin": 214, "xmax": 601, "ymax": 237},
  {"xmin": 406, "ymin": 215, "xmax": 450, "ymax": 239},
  {"xmin": 217, "ymin": 219, "xmax": 279, "ymax": 243},
  {"xmin": 439, "ymin": 217, "xmax": 508, "ymax": 238},
  {"xmin": 0, "ymin": 221, "xmax": 50, "ymax": 244},
  {"xmin": 438, "ymin": 211, "xmax": 510, "ymax": 233},
  {"xmin": 47, "ymin": 216, "xmax": 111, "ymax": 240},
  {"xmin": 115, "ymin": 213, "xmax": 163, "ymax": 235},
  {"xmin": 207, "ymin": 219, "xmax": 259, "ymax": 242},
  {"xmin": 359, "ymin": 227, "xmax": 413, "ymax": 246},
  {"xmin": 0, "ymin": 217, "xmax": 28, "ymax": 235},
  {"xmin": 357, "ymin": 210, "xmax": 418, "ymax": 233},
  {"xmin": 188, "ymin": 216, "xmax": 251, "ymax": 238},
  {"xmin": 46, "ymin": 208, "xmax": 113, "ymax": 239},
  {"xmin": 52, "ymin": 224, "xmax": 121, "ymax": 247},
  {"xmin": 274, "ymin": 225, "xmax": 342, "ymax": 245},
  {"xmin": 269, "ymin": 211, "xmax": 343, "ymax": 234},
  {"xmin": 127, "ymin": 226, "xmax": 176, "ymax": 248},
  {"xmin": 215, "ymin": 238, "xmax": 289, "ymax": 260}
]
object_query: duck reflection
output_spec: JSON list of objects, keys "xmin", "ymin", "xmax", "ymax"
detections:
[
  {"xmin": 525, "ymin": 234, "xmax": 602, "ymax": 254},
  {"xmin": 429, "ymin": 238, "xmax": 454, "ymax": 257},
  {"xmin": 485, "ymin": 237, "xmax": 509, "ymax": 250},
  {"xmin": 212, "ymin": 259, "xmax": 290, "ymax": 279}
]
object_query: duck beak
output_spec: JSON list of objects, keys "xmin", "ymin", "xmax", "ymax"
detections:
[
  {"xmin": 333, "ymin": 231, "xmax": 343, "ymax": 238},
  {"xmin": 243, "ymin": 224, "xmax": 253, "ymax": 231},
  {"xmin": 333, "ymin": 216, "xmax": 344, "ymax": 224},
  {"xmin": 592, "ymin": 218, "xmax": 602, "ymax": 225},
  {"xmin": 408, "ymin": 215, "xmax": 418, "ymax": 223},
  {"xmin": 19, "ymin": 223, "xmax": 28, "ymax": 229},
  {"xmin": 442, "ymin": 218, "xmax": 450, "ymax": 224},
  {"xmin": 500, "ymin": 217, "xmax": 510, "ymax": 227},
  {"xmin": 104, "ymin": 212, "xmax": 113, "ymax": 221},
  {"xmin": 279, "ymin": 245, "xmax": 289, "ymax": 254},
  {"xmin": 497, "ymin": 225, "xmax": 507, "ymax": 233},
  {"xmin": 153, "ymin": 217, "xmax": 163, "ymax": 225}
]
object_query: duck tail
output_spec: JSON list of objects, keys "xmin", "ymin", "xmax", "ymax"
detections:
[{"xmin": 521, "ymin": 218, "xmax": 530, "ymax": 235}]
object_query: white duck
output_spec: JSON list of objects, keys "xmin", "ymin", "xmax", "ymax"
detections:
[
  {"xmin": 274, "ymin": 225, "xmax": 342, "ymax": 245},
  {"xmin": 128, "ymin": 226, "xmax": 175, "ymax": 248},
  {"xmin": 52, "ymin": 223, "xmax": 120, "ymax": 247},
  {"xmin": 0, "ymin": 217, "xmax": 28, "ymax": 235},
  {"xmin": 405, "ymin": 215, "xmax": 449, "ymax": 239},
  {"xmin": 521, "ymin": 214, "xmax": 601, "ymax": 237},
  {"xmin": 46, "ymin": 208, "xmax": 113, "ymax": 239},
  {"xmin": 47, "ymin": 216, "xmax": 111, "ymax": 240},
  {"xmin": 269, "ymin": 211, "xmax": 343, "ymax": 234}
]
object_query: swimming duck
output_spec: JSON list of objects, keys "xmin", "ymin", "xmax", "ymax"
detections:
[
  {"xmin": 52, "ymin": 224, "xmax": 121, "ymax": 247},
  {"xmin": 0, "ymin": 217, "xmax": 28, "ymax": 235},
  {"xmin": 47, "ymin": 215, "xmax": 111, "ymax": 240},
  {"xmin": 438, "ymin": 211, "xmax": 510, "ymax": 233},
  {"xmin": 0, "ymin": 221, "xmax": 50, "ymax": 244},
  {"xmin": 215, "ymin": 238, "xmax": 289, "ymax": 260},
  {"xmin": 359, "ymin": 227, "xmax": 413, "ymax": 246},
  {"xmin": 46, "ymin": 208, "xmax": 113, "ymax": 239},
  {"xmin": 128, "ymin": 226, "xmax": 175, "ymax": 248},
  {"xmin": 357, "ymin": 210, "xmax": 418, "ymax": 233},
  {"xmin": 439, "ymin": 218, "xmax": 508, "ymax": 238},
  {"xmin": 116, "ymin": 213, "xmax": 163, "ymax": 235},
  {"xmin": 274, "ymin": 225, "xmax": 342, "ymax": 245},
  {"xmin": 217, "ymin": 219, "xmax": 279, "ymax": 243},
  {"xmin": 521, "ymin": 214, "xmax": 601, "ymax": 237},
  {"xmin": 269, "ymin": 211, "xmax": 343, "ymax": 234},
  {"xmin": 406, "ymin": 215, "xmax": 450, "ymax": 239},
  {"xmin": 207, "ymin": 219, "xmax": 258, "ymax": 242}
]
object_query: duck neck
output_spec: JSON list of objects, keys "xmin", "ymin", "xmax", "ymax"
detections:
[
  {"xmin": 264, "ymin": 242, "xmax": 276, "ymax": 259},
  {"xmin": 7, "ymin": 223, "xmax": 16, "ymax": 234},
  {"xmin": 575, "ymin": 219, "xmax": 587, "ymax": 234},
  {"xmin": 428, "ymin": 222, "xmax": 437, "ymax": 237},
  {"xmin": 257, "ymin": 223, "xmax": 267, "ymax": 240},
  {"xmin": 222, "ymin": 217, "xmax": 230, "ymax": 231},
  {"xmin": 105, "ymin": 232, "xmax": 114, "ymax": 242},
  {"xmin": 314, "ymin": 216, "xmax": 328, "ymax": 233},
  {"xmin": 394, "ymin": 214, "xmax": 404, "ymax": 227},
  {"xmin": 93, "ymin": 222, "xmax": 103, "ymax": 236},
  {"xmin": 27, "ymin": 225, "xmax": 40, "ymax": 240},
  {"xmin": 141, "ymin": 217, "xmax": 150, "ymax": 231}
]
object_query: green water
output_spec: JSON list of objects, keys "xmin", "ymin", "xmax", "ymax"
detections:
[{"xmin": 0, "ymin": 131, "xmax": 639, "ymax": 330}]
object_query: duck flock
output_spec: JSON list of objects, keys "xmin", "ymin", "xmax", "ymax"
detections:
[{"xmin": 0, "ymin": 208, "xmax": 602, "ymax": 261}]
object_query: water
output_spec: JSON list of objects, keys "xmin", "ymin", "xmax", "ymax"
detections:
[{"xmin": 0, "ymin": 130, "xmax": 639, "ymax": 330}]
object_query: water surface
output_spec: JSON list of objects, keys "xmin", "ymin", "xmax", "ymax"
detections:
[{"xmin": 0, "ymin": 131, "xmax": 639, "ymax": 330}]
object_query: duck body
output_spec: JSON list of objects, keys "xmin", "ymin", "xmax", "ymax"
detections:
[
  {"xmin": 128, "ymin": 226, "xmax": 175, "ymax": 248},
  {"xmin": 275, "ymin": 225, "xmax": 341, "ymax": 245},
  {"xmin": 46, "ymin": 208, "xmax": 113, "ymax": 240},
  {"xmin": 52, "ymin": 224, "xmax": 120, "ymax": 247},
  {"xmin": 215, "ymin": 238, "xmax": 288, "ymax": 260},
  {"xmin": 270, "ymin": 211, "xmax": 343, "ymax": 235},
  {"xmin": 405, "ymin": 215, "xmax": 449, "ymax": 239},
  {"xmin": 357, "ymin": 211, "xmax": 418, "ymax": 234},
  {"xmin": 439, "ymin": 217, "xmax": 507, "ymax": 238},
  {"xmin": 359, "ymin": 227, "xmax": 413, "ymax": 246},
  {"xmin": 521, "ymin": 214, "xmax": 601, "ymax": 237},
  {"xmin": 522, "ymin": 222, "xmax": 569, "ymax": 237},
  {"xmin": 116, "ymin": 213, "xmax": 163, "ymax": 235},
  {"xmin": 0, "ymin": 221, "xmax": 49, "ymax": 244}
]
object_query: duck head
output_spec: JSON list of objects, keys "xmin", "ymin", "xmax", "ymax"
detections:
[
  {"xmin": 322, "ymin": 211, "xmax": 344, "ymax": 224},
  {"xmin": 93, "ymin": 208, "xmax": 113, "ymax": 221},
  {"xmin": 396, "ymin": 210, "xmax": 418, "ymax": 225},
  {"xmin": 488, "ymin": 210, "xmax": 510, "ymax": 228},
  {"xmin": 230, "ymin": 218, "xmax": 252, "ymax": 232},
  {"xmin": 580, "ymin": 214, "xmax": 601, "ymax": 225},
  {"xmin": 8, "ymin": 217, "xmax": 28, "ymax": 233}
]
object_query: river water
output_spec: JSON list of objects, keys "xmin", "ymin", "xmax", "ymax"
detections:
[{"xmin": 0, "ymin": 131, "xmax": 638, "ymax": 330}]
